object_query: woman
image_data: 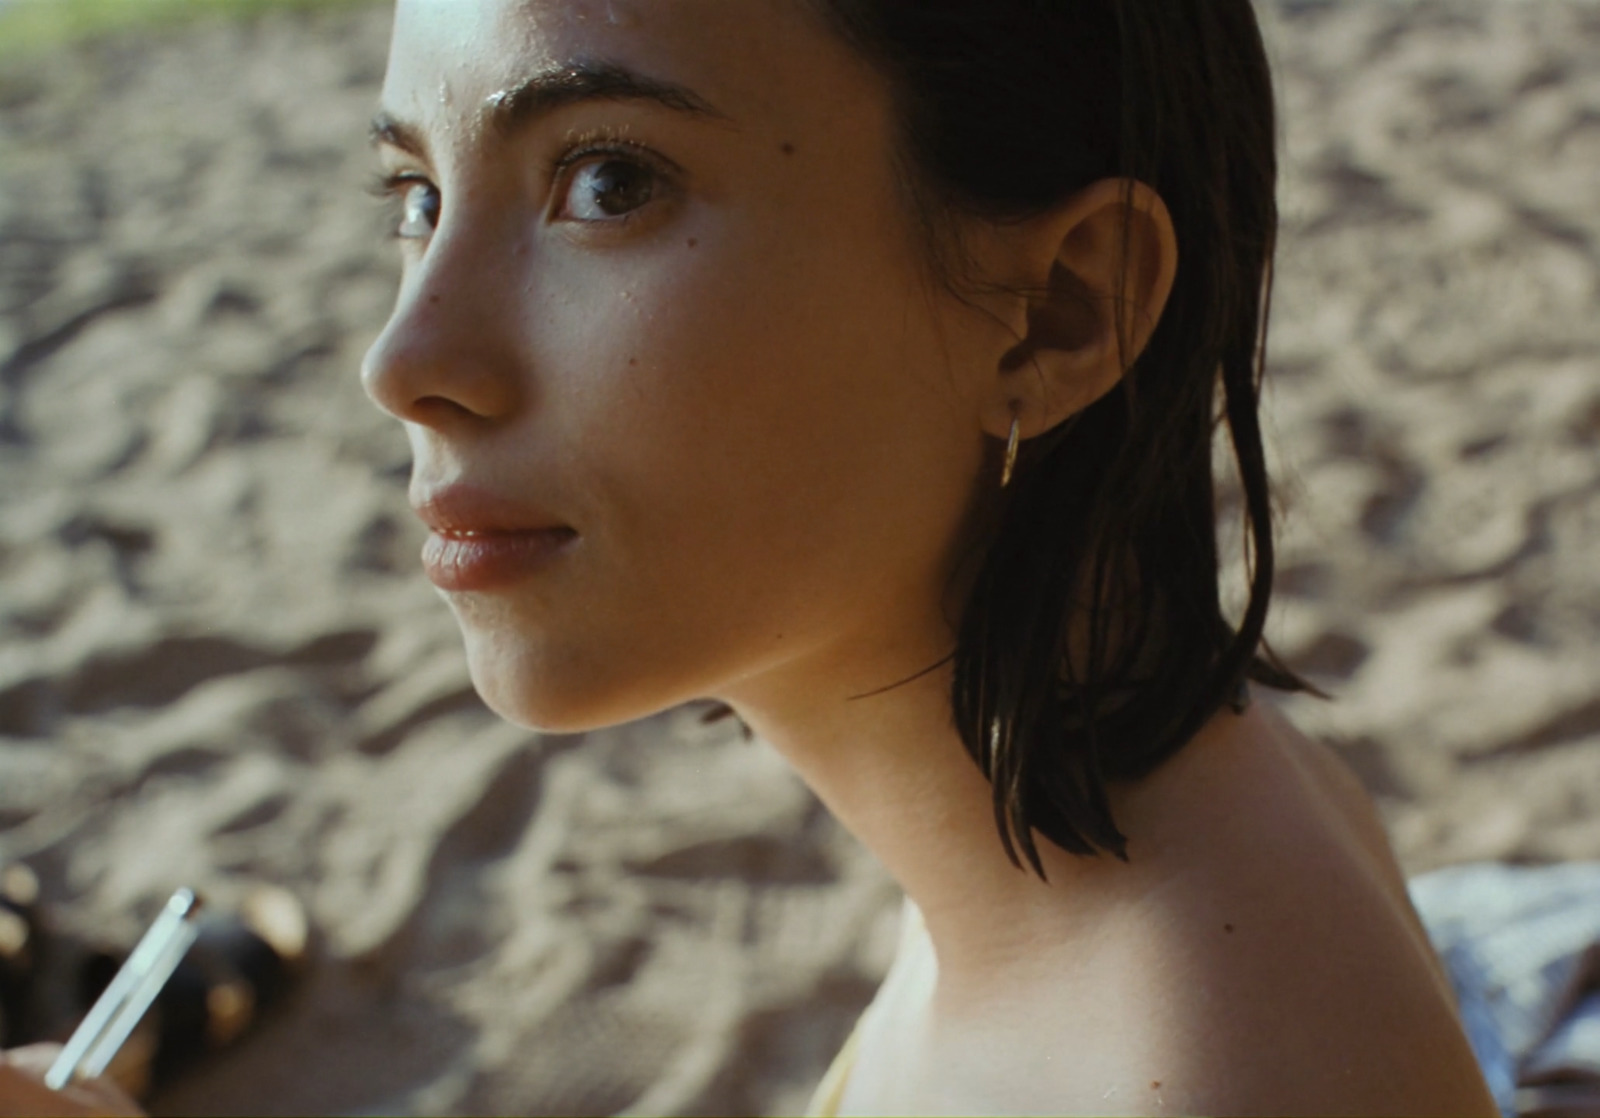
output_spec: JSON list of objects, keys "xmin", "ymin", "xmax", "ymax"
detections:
[{"xmin": 3, "ymin": 0, "xmax": 1497, "ymax": 1113}]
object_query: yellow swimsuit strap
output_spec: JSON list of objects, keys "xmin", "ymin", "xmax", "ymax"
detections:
[{"xmin": 805, "ymin": 1017, "xmax": 864, "ymax": 1117}]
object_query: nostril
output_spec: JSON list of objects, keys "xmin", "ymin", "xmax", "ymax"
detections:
[
  {"xmin": 360, "ymin": 331, "xmax": 519, "ymax": 427},
  {"xmin": 411, "ymin": 395, "xmax": 487, "ymax": 425}
]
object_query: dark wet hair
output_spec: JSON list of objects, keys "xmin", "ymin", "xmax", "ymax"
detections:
[{"xmin": 814, "ymin": 1, "xmax": 1309, "ymax": 873}]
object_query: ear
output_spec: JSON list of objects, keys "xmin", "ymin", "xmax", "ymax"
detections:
[{"xmin": 978, "ymin": 178, "xmax": 1177, "ymax": 443}]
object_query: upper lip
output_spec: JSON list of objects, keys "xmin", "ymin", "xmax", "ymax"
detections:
[{"xmin": 411, "ymin": 483, "xmax": 572, "ymax": 535}]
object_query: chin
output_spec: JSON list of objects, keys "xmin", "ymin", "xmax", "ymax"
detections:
[{"xmin": 460, "ymin": 628, "xmax": 684, "ymax": 735}]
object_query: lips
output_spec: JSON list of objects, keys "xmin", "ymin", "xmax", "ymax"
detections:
[{"xmin": 412, "ymin": 485, "xmax": 577, "ymax": 591}]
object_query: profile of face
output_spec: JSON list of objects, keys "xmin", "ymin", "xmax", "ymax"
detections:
[{"xmin": 363, "ymin": 0, "xmax": 1167, "ymax": 733}]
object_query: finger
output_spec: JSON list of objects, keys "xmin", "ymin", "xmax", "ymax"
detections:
[
  {"xmin": 0, "ymin": 1045, "xmax": 60, "ymax": 1084},
  {"xmin": 0, "ymin": 1048, "xmax": 143, "ymax": 1118},
  {"xmin": 0, "ymin": 1061, "xmax": 65, "ymax": 1117},
  {"xmin": 61, "ymin": 1076, "xmax": 143, "ymax": 1118}
]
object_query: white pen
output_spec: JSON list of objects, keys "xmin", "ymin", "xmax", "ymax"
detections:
[{"xmin": 44, "ymin": 888, "xmax": 202, "ymax": 1092}]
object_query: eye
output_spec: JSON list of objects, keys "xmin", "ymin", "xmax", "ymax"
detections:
[
  {"xmin": 370, "ymin": 173, "xmax": 441, "ymax": 239},
  {"xmin": 396, "ymin": 178, "xmax": 441, "ymax": 239},
  {"xmin": 557, "ymin": 156, "xmax": 657, "ymax": 222}
]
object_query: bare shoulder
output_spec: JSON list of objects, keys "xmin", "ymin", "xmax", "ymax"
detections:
[
  {"xmin": 1085, "ymin": 703, "xmax": 1496, "ymax": 1115},
  {"xmin": 917, "ymin": 704, "xmax": 1497, "ymax": 1116}
]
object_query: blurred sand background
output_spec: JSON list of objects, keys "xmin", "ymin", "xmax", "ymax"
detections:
[{"xmin": 0, "ymin": 1, "xmax": 1595, "ymax": 1113}]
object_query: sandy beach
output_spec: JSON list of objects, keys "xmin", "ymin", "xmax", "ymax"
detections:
[{"xmin": 0, "ymin": 2, "xmax": 1596, "ymax": 1113}]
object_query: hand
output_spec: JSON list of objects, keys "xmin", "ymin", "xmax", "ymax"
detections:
[{"xmin": 0, "ymin": 1046, "xmax": 143, "ymax": 1117}]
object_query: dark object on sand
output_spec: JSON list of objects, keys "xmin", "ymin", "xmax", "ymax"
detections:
[
  {"xmin": 75, "ymin": 884, "xmax": 309, "ymax": 1097},
  {"xmin": 0, "ymin": 865, "xmax": 41, "ymax": 1050}
]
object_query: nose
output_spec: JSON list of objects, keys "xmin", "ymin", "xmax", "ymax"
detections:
[{"xmin": 361, "ymin": 233, "xmax": 522, "ymax": 428}]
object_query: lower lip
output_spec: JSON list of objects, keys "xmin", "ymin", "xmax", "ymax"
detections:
[{"xmin": 421, "ymin": 528, "xmax": 577, "ymax": 591}]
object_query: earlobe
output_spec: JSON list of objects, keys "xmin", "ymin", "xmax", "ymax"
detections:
[{"xmin": 988, "ymin": 179, "xmax": 1178, "ymax": 441}]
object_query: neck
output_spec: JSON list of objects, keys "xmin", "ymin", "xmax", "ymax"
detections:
[{"xmin": 723, "ymin": 626, "xmax": 1120, "ymax": 1014}]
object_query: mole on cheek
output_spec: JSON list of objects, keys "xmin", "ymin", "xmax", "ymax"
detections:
[
  {"xmin": 781, "ymin": 141, "xmax": 796, "ymax": 155},
  {"xmin": 428, "ymin": 294, "xmax": 440, "ymax": 305},
  {"xmin": 686, "ymin": 238, "xmax": 698, "ymax": 248}
]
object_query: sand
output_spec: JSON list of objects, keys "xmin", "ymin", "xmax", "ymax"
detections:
[{"xmin": 0, "ymin": 1, "xmax": 1595, "ymax": 1114}]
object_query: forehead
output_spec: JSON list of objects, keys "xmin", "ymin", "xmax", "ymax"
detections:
[{"xmin": 382, "ymin": 0, "xmax": 864, "ymax": 142}]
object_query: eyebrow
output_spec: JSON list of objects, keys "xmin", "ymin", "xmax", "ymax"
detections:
[{"xmin": 368, "ymin": 61, "xmax": 728, "ymax": 158}]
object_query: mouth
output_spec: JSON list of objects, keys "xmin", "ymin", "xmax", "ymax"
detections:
[{"xmin": 412, "ymin": 485, "xmax": 578, "ymax": 592}]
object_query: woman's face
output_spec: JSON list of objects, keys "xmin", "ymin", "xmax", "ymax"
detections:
[{"xmin": 365, "ymin": 0, "xmax": 1004, "ymax": 730}]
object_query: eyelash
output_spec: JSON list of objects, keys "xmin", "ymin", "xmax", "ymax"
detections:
[
  {"xmin": 366, "ymin": 171, "xmax": 435, "ymax": 240},
  {"xmin": 548, "ymin": 133, "xmax": 677, "ymax": 225},
  {"xmin": 366, "ymin": 133, "xmax": 679, "ymax": 238},
  {"xmin": 550, "ymin": 133, "xmax": 661, "ymax": 175}
]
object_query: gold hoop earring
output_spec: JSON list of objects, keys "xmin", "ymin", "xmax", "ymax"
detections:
[{"xmin": 1000, "ymin": 412, "xmax": 1021, "ymax": 488}]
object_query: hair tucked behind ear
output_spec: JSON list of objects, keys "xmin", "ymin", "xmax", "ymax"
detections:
[{"xmin": 817, "ymin": 0, "xmax": 1309, "ymax": 874}]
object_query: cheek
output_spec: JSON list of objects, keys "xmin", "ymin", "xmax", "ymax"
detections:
[
  {"xmin": 553, "ymin": 226, "xmax": 977, "ymax": 618},
  {"xmin": 583, "ymin": 250, "xmax": 905, "ymax": 530},
  {"xmin": 472, "ymin": 192, "xmax": 986, "ymax": 723}
]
